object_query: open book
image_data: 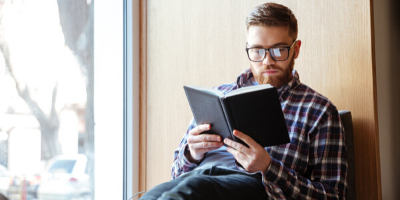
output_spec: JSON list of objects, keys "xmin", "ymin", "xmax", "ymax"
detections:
[{"xmin": 183, "ymin": 84, "xmax": 290, "ymax": 148}]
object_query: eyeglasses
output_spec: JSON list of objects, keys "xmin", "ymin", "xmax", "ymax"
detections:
[{"xmin": 245, "ymin": 40, "xmax": 296, "ymax": 62}]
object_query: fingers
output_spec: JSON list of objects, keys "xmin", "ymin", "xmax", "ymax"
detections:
[
  {"xmin": 226, "ymin": 140, "xmax": 271, "ymax": 173},
  {"xmin": 189, "ymin": 124, "xmax": 211, "ymax": 136},
  {"xmin": 189, "ymin": 141, "xmax": 223, "ymax": 150},
  {"xmin": 223, "ymin": 137, "xmax": 250, "ymax": 155},
  {"xmin": 225, "ymin": 130, "xmax": 272, "ymax": 173},
  {"xmin": 226, "ymin": 146, "xmax": 247, "ymax": 162},
  {"xmin": 187, "ymin": 124, "xmax": 223, "ymax": 160},
  {"xmin": 188, "ymin": 134, "xmax": 221, "ymax": 144},
  {"xmin": 232, "ymin": 130, "xmax": 260, "ymax": 149},
  {"xmin": 188, "ymin": 141, "xmax": 223, "ymax": 161}
]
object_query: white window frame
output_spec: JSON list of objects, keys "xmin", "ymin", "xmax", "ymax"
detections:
[{"xmin": 94, "ymin": 0, "xmax": 139, "ymax": 199}]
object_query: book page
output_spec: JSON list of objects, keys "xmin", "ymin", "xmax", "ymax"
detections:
[
  {"xmin": 185, "ymin": 85, "xmax": 224, "ymax": 97},
  {"xmin": 225, "ymin": 84, "xmax": 273, "ymax": 98}
]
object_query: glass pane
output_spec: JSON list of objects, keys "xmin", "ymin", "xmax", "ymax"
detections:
[
  {"xmin": 0, "ymin": 0, "xmax": 94, "ymax": 199},
  {"xmin": 271, "ymin": 48, "xmax": 288, "ymax": 60},
  {"xmin": 249, "ymin": 48, "xmax": 265, "ymax": 61},
  {"xmin": 47, "ymin": 160, "xmax": 76, "ymax": 174}
]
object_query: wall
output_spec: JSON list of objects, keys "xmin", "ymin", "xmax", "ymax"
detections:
[
  {"xmin": 374, "ymin": 0, "xmax": 400, "ymax": 199},
  {"xmin": 141, "ymin": 0, "xmax": 381, "ymax": 199}
]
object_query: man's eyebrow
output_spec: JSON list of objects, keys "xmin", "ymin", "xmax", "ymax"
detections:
[{"xmin": 249, "ymin": 42, "xmax": 290, "ymax": 48}]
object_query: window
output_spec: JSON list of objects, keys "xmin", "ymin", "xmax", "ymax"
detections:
[
  {"xmin": 0, "ymin": 0, "xmax": 138, "ymax": 199},
  {"xmin": 0, "ymin": 0, "xmax": 95, "ymax": 199}
]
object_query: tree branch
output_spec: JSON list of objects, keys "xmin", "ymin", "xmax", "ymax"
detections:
[
  {"xmin": 0, "ymin": 7, "xmax": 62, "ymax": 159},
  {"xmin": 0, "ymin": 40, "xmax": 48, "ymax": 124}
]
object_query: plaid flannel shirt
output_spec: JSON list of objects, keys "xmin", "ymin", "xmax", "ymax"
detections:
[{"xmin": 172, "ymin": 69, "xmax": 348, "ymax": 200}]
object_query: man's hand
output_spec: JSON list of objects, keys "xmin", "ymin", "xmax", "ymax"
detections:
[
  {"xmin": 224, "ymin": 130, "xmax": 271, "ymax": 173},
  {"xmin": 186, "ymin": 124, "xmax": 224, "ymax": 162}
]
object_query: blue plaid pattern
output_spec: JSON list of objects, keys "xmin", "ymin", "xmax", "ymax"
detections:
[{"xmin": 171, "ymin": 69, "xmax": 348, "ymax": 200}]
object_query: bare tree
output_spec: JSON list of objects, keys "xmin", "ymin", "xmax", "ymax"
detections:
[
  {"xmin": 0, "ymin": 0, "xmax": 62, "ymax": 161},
  {"xmin": 0, "ymin": 0, "xmax": 95, "ymax": 195}
]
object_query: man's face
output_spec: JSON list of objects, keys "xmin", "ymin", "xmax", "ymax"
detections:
[{"xmin": 247, "ymin": 25, "xmax": 301, "ymax": 88}]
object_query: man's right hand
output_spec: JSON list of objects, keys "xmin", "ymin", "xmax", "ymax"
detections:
[{"xmin": 186, "ymin": 124, "xmax": 224, "ymax": 163}]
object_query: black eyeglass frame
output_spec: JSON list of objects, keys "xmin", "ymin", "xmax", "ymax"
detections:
[{"xmin": 245, "ymin": 40, "xmax": 297, "ymax": 62}]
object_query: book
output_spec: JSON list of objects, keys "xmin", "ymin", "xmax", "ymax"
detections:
[{"xmin": 183, "ymin": 84, "xmax": 290, "ymax": 148}]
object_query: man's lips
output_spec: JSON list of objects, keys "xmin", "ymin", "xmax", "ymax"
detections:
[{"xmin": 262, "ymin": 70, "xmax": 279, "ymax": 75}]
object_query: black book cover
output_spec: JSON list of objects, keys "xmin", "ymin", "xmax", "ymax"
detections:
[
  {"xmin": 183, "ymin": 86, "xmax": 233, "ymax": 141},
  {"xmin": 183, "ymin": 85, "xmax": 290, "ymax": 148},
  {"xmin": 223, "ymin": 87, "xmax": 290, "ymax": 147}
]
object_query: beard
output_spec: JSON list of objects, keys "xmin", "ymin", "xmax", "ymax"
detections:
[{"xmin": 250, "ymin": 55, "xmax": 295, "ymax": 88}]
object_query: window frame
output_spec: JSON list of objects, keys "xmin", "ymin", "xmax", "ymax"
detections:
[
  {"xmin": 94, "ymin": 0, "xmax": 139, "ymax": 199},
  {"xmin": 123, "ymin": 0, "xmax": 139, "ymax": 199}
]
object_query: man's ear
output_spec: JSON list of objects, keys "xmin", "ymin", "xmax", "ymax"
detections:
[{"xmin": 294, "ymin": 40, "xmax": 301, "ymax": 59}]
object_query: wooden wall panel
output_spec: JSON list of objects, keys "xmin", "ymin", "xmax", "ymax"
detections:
[{"xmin": 141, "ymin": 0, "xmax": 380, "ymax": 199}]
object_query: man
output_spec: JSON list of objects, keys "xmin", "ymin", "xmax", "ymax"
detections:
[{"xmin": 141, "ymin": 3, "xmax": 347, "ymax": 200}]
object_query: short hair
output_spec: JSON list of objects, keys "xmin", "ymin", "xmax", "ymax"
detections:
[{"xmin": 246, "ymin": 3, "xmax": 298, "ymax": 40}]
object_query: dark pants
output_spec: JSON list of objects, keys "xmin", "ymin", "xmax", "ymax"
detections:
[{"xmin": 140, "ymin": 166, "xmax": 268, "ymax": 200}]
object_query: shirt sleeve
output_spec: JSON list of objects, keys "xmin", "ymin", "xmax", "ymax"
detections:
[
  {"xmin": 171, "ymin": 118, "xmax": 200, "ymax": 179},
  {"xmin": 263, "ymin": 109, "xmax": 348, "ymax": 200},
  {"xmin": 171, "ymin": 84, "xmax": 236, "ymax": 179}
]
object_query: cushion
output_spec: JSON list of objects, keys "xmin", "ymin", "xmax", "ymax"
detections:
[{"xmin": 339, "ymin": 110, "xmax": 356, "ymax": 200}]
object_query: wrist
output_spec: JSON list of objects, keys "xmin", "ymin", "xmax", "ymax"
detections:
[
  {"xmin": 184, "ymin": 146, "xmax": 201, "ymax": 163},
  {"xmin": 263, "ymin": 154, "xmax": 272, "ymax": 174},
  {"xmin": 188, "ymin": 154, "xmax": 201, "ymax": 163}
]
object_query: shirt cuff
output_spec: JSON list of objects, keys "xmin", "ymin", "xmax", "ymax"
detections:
[{"xmin": 264, "ymin": 157, "xmax": 286, "ymax": 185}]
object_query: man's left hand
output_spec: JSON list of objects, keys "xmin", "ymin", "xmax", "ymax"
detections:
[{"xmin": 224, "ymin": 130, "xmax": 271, "ymax": 174}]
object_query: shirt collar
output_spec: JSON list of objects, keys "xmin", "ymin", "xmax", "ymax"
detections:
[{"xmin": 236, "ymin": 68, "xmax": 301, "ymax": 92}]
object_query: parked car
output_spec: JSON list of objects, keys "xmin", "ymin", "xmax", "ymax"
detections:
[{"xmin": 37, "ymin": 154, "xmax": 91, "ymax": 200}]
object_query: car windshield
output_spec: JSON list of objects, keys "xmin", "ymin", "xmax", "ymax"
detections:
[{"xmin": 48, "ymin": 160, "xmax": 76, "ymax": 173}]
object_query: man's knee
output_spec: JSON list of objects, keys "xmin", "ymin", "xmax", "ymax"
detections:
[
  {"xmin": 140, "ymin": 179, "xmax": 181, "ymax": 200},
  {"xmin": 175, "ymin": 174, "xmax": 216, "ymax": 195},
  {"xmin": 160, "ymin": 175, "xmax": 217, "ymax": 200}
]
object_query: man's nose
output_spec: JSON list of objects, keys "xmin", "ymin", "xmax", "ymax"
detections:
[{"xmin": 263, "ymin": 51, "xmax": 275, "ymax": 65}]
